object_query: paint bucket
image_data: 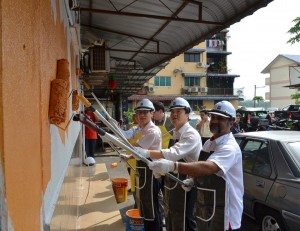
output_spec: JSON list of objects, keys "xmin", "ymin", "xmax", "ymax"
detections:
[
  {"xmin": 112, "ymin": 178, "xmax": 128, "ymax": 203},
  {"xmin": 125, "ymin": 209, "xmax": 144, "ymax": 231}
]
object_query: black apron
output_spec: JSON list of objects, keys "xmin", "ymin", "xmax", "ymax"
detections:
[
  {"xmin": 164, "ymin": 160, "xmax": 198, "ymax": 231},
  {"xmin": 135, "ymin": 160, "xmax": 155, "ymax": 220},
  {"xmin": 195, "ymin": 150, "xmax": 226, "ymax": 231}
]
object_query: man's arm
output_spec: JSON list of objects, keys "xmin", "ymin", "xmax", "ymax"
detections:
[{"xmin": 177, "ymin": 160, "xmax": 220, "ymax": 177}]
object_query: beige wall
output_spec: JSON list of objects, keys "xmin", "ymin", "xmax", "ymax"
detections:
[
  {"xmin": 0, "ymin": 0, "xmax": 81, "ymax": 230},
  {"xmin": 148, "ymin": 44, "xmax": 207, "ymax": 95},
  {"xmin": 269, "ymin": 58, "xmax": 297, "ymax": 108}
]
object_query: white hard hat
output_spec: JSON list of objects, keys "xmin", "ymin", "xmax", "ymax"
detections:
[
  {"xmin": 134, "ymin": 99, "xmax": 155, "ymax": 111},
  {"xmin": 84, "ymin": 157, "xmax": 96, "ymax": 166},
  {"xmin": 169, "ymin": 97, "xmax": 192, "ymax": 113},
  {"xmin": 210, "ymin": 101, "xmax": 236, "ymax": 120}
]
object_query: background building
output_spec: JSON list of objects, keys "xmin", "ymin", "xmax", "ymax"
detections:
[
  {"xmin": 129, "ymin": 30, "xmax": 240, "ymax": 111},
  {"xmin": 262, "ymin": 54, "xmax": 300, "ymax": 108}
]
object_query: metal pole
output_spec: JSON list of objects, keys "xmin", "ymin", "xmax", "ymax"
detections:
[{"xmin": 254, "ymin": 85, "xmax": 256, "ymax": 108}]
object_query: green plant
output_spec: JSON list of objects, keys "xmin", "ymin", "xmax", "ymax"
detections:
[
  {"xmin": 291, "ymin": 93, "xmax": 300, "ymax": 104},
  {"xmin": 287, "ymin": 17, "xmax": 300, "ymax": 45},
  {"xmin": 123, "ymin": 109, "xmax": 134, "ymax": 123},
  {"xmin": 253, "ymin": 96, "xmax": 264, "ymax": 107}
]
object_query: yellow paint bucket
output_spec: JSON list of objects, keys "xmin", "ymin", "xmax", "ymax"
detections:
[{"xmin": 112, "ymin": 178, "xmax": 128, "ymax": 203}]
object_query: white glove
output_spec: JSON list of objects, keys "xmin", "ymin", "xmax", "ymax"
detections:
[
  {"xmin": 181, "ymin": 178, "xmax": 194, "ymax": 192},
  {"xmin": 148, "ymin": 159, "xmax": 174, "ymax": 174},
  {"xmin": 151, "ymin": 160, "xmax": 162, "ymax": 179},
  {"xmin": 119, "ymin": 153, "xmax": 131, "ymax": 162},
  {"xmin": 134, "ymin": 147, "xmax": 149, "ymax": 160},
  {"xmin": 153, "ymin": 171, "xmax": 161, "ymax": 179},
  {"xmin": 108, "ymin": 118, "xmax": 118, "ymax": 127}
]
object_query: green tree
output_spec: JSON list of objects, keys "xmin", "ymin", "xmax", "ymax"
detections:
[
  {"xmin": 253, "ymin": 96, "xmax": 264, "ymax": 107},
  {"xmin": 291, "ymin": 93, "xmax": 300, "ymax": 104},
  {"xmin": 287, "ymin": 17, "xmax": 300, "ymax": 44}
]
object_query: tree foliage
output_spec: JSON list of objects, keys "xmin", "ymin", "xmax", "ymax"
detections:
[
  {"xmin": 287, "ymin": 17, "xmax": 300, "ymax": 44},
  {"xmin": 253, "ymin": 96, "xmax": 264, "ymax": 107},
  {"xmin": 291, "ymin": 93, "xmax": 300, "ymax": 104}
]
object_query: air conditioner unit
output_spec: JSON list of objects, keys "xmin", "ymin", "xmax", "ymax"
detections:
[
  {"xmin": 148, "ymin": 86, "xmax": 155, "ymax": 93},
  {"xmin": 191, "ymin": 87, "xmax": 198, "ymax": 93},
  {"xmin": 200, "ymin": 87, "xmax": 208, "ymax": 93},
  {"xmin": 89, "ymin": 44, "xmax": 110, "ymax": 73},
  {"xmin": 196, "ymin": 62, "xmax": 209, "ymax": 68},
  {"xmin": 196, "ymin": 62, "xmax": 203, "ymax": 68}
]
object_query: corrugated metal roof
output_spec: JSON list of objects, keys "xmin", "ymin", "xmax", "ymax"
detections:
[{"xmin": 73, "ymin": 0, "xmax": 273, "ymax": 97}]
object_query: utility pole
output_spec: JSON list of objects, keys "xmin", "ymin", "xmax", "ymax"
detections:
[{"xmin": 254, "ymin": 85, "xmax": 256, "ymax": 107}]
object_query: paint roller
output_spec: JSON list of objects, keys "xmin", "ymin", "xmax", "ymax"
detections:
[
  {"xmin": 81, "ymin": 80, "xmax": 118, "ymax": 126},
  {"xmin": 77, "ymin": 94, "xmax": 134, "ymax": 150},
  {"xmin": 73, "ymin": 112, "xmax": 185, "ymax": 185}
]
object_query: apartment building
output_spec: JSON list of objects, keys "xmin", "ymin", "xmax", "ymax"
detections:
[{"xmin": 128, "ymin": 30, "xmax": 240, "ymax": 111}]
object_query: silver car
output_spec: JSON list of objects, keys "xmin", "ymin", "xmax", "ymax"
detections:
[{"xmin": 235, "ymin": 131, "xmax": 300, "ymax": 231}]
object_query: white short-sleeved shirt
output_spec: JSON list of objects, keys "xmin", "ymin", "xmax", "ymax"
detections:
[
  {"xmin": 161, "ymin": 122, "xmax": 201, "ymax": 162},
  {"xmin": 136, "ymin": 120, "xmax": 162, "ymax": 150},
  {"xmin": 202, "ymin": 133, "xmax": 244, "ymax": 230},
  {"xmin": 121, "ymin": 126, "xmax": 141, "ymax": 139}
]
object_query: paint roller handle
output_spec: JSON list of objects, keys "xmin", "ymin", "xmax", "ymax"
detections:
[
  {"xmin": 77, "ymin": 94, "xmax": 92, "ymax": 108},
  {"xmin": 73, "ymin": 113, "xmax": 105, "ymax": 136},
  {"xmin": 81, "ymin": 81, "xmax": 112, "ymax": 120}
]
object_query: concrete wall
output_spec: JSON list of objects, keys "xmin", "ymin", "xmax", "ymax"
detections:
[
  {"xmin": 269, "ymin": 57, "xmax": 298, "ymax": 108},
  {"xmin": 0, "ymin": 0, "xmax": 82, "ymax": 230}
]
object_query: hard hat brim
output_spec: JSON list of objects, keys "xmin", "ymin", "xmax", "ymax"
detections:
[
  {"xmin": 209, "ymin": 110, "xmax": 231, "ymax": 118},
  {"xmin": 169, "ymin": 106, "xmax": 186, "ymax": 111},
  {"xmin": 135, "ymin": 107, "xmax": 153, "ymax": 111}
]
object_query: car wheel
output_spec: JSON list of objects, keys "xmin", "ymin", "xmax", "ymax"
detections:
[{"xmin": 260, "ymin": 209, "xmax": 286, "ymax": 231}]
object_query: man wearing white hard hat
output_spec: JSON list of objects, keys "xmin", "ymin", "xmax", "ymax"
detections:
[
  {"xmin": 136, "ymin": 97, "xmax": 202, "ymax": 231},
  {"xmin": 130, "ymin": 98, "xmax": 163, "ymax": 231},
  {"xmin": 148, "ymin": 100, "xmax": 244, "ymax": 231}
]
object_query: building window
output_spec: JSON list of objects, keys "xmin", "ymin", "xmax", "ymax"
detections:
[
  {"xmin": 184, "ymin": 53, "xmax": 200, "ymax": 62},
  {"xmin": 154, "ymin": 76, "xmax": 171, "ymax": 86},
  {"xmin": 184, "ymin": 77, "xmax": 200, "ymax": 86}
]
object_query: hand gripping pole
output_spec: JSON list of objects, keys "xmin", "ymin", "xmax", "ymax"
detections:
[{"xmin": 73, "ymin": 113, "xmax": 184, "ymax": 185}]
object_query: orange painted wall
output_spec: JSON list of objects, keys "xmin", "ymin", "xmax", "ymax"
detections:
[{"xmin": 1, "ymin": 0, "xmax": 78, "ymax": 230}]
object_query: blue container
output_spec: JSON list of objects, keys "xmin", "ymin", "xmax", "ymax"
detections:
[{"xmin": 125, "ymin": 209, "xmax": 144, "ymax": 231}]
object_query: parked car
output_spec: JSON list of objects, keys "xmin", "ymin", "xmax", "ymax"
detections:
[
  {"xmin": 236, "ymin": 107, "xmax": 269, "ymax": 132},
  {"xmin": 234, "ymin": 131, "xmax": 300, "ymax": 231},
  {"xmin": 274, "ymin": 104, "xmax": 300, "ymax": 120}
]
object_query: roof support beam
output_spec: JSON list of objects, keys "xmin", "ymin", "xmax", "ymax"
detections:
[{"xmin": 75, "ymin": 8, "xmax": 223, "ymax": 25}]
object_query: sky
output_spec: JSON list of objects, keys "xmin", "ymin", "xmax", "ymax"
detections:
[{"xmin": 227, "ymin": 0, "xmax": 300, "ymax": 100}]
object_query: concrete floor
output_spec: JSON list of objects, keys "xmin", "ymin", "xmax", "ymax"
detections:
[{"xmin": 78, "ymin": 146, "xmax": 259, "ymax": 231}]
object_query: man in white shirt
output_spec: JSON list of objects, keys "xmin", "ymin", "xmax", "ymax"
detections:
[
  {"xmin": 131, "ymin": 99, "xmax": 163, "ymax": 231},
  {"xmin": 148, "ymin": 101, "xmax": 244, "ymax": 231},
  {"xmin": 136, "ymin": 97, "xmax": 202, "ymax": 231}
]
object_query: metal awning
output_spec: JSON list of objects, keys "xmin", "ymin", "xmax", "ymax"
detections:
[
  {"xmin": 182, "ymin": 73, "xmax": 206, "ymax": 78},
  {"xmin": 207, "ymin": 50, "xmax": 232, "ymax": 55},
  {"xmin": 187, "ymin": 48, "xmax": 206, "ymax": 53},
  {"xmin": 73, "ymin": 0, "xmax": 273, "ymax": 98},
  {"xmin": 207, "ymin": 73, "xmax": 240, "ymax": 78}
]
